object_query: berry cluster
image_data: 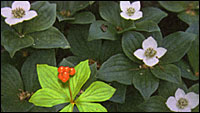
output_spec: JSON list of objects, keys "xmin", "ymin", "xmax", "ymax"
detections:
[{"xmin": 57, "ymin": 66, "xmax": 76, "ymax": 83}]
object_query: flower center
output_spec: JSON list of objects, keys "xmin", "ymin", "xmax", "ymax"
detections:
[
  {"xmin": 176, "ymin": 98, "xmax": 188, "ymax": 109},
  {"xmin": 144, "ymin": 48, "xmax": 157, "ymax": 58},
  {"xmin": 126, "ymin": 7, "xmax": 135, "ymax": 16},
  {"xmin": 12, "ymin": 7, "xmax": 25, "ymax": 18}
]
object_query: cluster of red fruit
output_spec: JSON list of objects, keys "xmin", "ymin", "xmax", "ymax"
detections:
[{"xmin": 57, "ymin": 66, "xmax": 76, "ymax": 83}]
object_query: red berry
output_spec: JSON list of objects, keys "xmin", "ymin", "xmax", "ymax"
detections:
[
  {"xmin": 61, "ymin": 76, "xmax": 69, "ymax": 83},
  {"xmin": 58, "ymin": 73, "xmax": 63, "ymax": 80},
  {"xmin": 58, "ymin": 66, "xmax": 64, "ymax": 73},
  {"xmin": 63, "ymin": 72, "xmax": 70, "ymax": 79},
  {"xmin": 69, "ymin": 68, "xmax": 76, "ymax": 76},
  {"xmin": 64, "ymin": 66, "xmax": 70, "ymax": 73}
]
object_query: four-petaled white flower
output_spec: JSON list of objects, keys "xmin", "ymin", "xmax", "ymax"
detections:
[
  {"xmin": 120, "ymin": 1, "xmax": 143, "ymax": 20},
  {"xmin": 133, "ymin": 36, "xmax": 167, "ymax": 67},
  {"xmin": 166, "ymin": 88, "xmax": 199, "ymax": 112},
  {"xmin": 1, "ymin": 1, "xmax": 37, "ymax": 26}
]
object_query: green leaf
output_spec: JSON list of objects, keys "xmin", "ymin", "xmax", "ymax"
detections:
[
  {"xmin": 67, "ymin": 25, "xmax": 102, "ymax": 61},
  {"xmin": 29, "ymin": 27, "xmax": 70, "ymax": 49},
  {"xmin": 70, "ymin": 60, "xmax": 91, "ymax": 100},
  {"xmin": 188, "ymin": 83, "xmax": 199, "ymax": 94},
  {"xmin": 99, "ymin": 39, "xmax": 123, "ymax": 64},
  {"xmin": 151, "ymin": 64, "xmax": 182, "ymax": 84},
  {"xmin": 52, "ymin": 1, "xmax": 90, "ymax": 22},
  {"xmin": 29, "ymin": 88, "xmax": 67, "ymax": 107},
  {"xmin": 1, "ymin": 63, "xmax": 33, "ymax": 112},
  {"xmin": 116, "ymin": 86, "xmax": 144, "ymax": 112},
  {"xmin": 97, "ymin": 54, "xmax": 139, "ymax": 85},
  {"xmin": 178, "ymin": 11, "xmax": 199, "ymax": 25},
  {"xmin": 21, "ymin": 49, "xmax": 56, "ymax": 92},
  {"xmin": 160, "ymin": 31, "xmax": 196, "ymax": 64},
  {"xmin": 88, "ymin": 20, "xmax": 118, "ymax": 41},
  {"xmin": 76, "ymin": 102, "xmax": 107, "ymax": 112},
  {"xmin": 158, "ymin": 1, "xmax": 188, "ymax": 13},
  {"xmin": 138, "ymin": 96, "xmax": 170, "ymax": 112},
  {"xmin": 109, "ymin": 82, "xmax": 127, "ymax": 104},
  {"xmin": 122, "ymin": 31, "xmax": 146, "ymax": 64},
  {"xmin": 158, "ymin": 80, "xmax": 187, "ymax": 99},
  {"xmin": 132, "ymin": 69, "xmax": 159, "ymax": 100},
  {"xmin": 134, "ymin": 20, "xmax": 160, "ymax": 32},
  {"xmin": 1, "ymin": 30, "xmax": 34, "ymax": 58},
  {"xmin": 82, "ymin": 63, "xmax": 98, "ymax": 91},
  {"xmin": 174, "ymin": 60, "xmax": 199, "ymax": 81},
  {"xmin": 99, "ymin": 1, "xmax": 136, "ymax": 34},
  {"xmin": 60, "ymin": 103, "xmax": 74, "ymax": 112},
  {"xmin": 36, "ymin": 64, "xmax": 71, "ymax": 101},
  {"xmin": 186, "ymin": 22, "xmax": 199, "ymax": 74},
  {"xmin": 76, "ymin": 81, "xmax": 116, "ymax": 102},
  {"xmin": 136, "ymin": 7, "xmax": 168, "ymax": 24},
  {"xmin": 22, "ymin": 1, "xmax": 56, "ymax": 34},
  {"xmin": 68, "ymin": 12, "xmax": 96, "ymax": 24}
]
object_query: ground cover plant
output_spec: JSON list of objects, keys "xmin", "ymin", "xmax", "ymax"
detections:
[{"xmin": 1, "ymin": 1, "xmax": 199, "ymax": 112}]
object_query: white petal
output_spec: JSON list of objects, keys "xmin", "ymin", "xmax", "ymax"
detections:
[
  {"xmin": 143, "ymin": 57, "xmax": 159, "ymax": 67},
  {"xmin": 131, "ymin": 1, "xmax": 141, "ymax": 11},
  {"xmin": 1, "ymin": 7, "xmax": 12, "ymax": 18},
  {"xmin": 178, "ymin": 107, "xmax": 191, "ymax": 112},
  {"xmin": 5, "ymin": 17, "xmax": 24, "ymax": 26},
  {"xmin": 175, "ymin": 88, "xmax": 186, "ymax": 101},
  {"xmin": 120, "ymin": 12, "xmax": 130, "ymax": 20},
  {"xmin": 120, "ymin": 1, "xmax": 131, "ymax": 12},
  {"xmin": 133, "ymin": 49, "xmax": 145, "ymax": 60},
  {"xmin": 12, "ymin": 1, "xmax": 30, "ymax": 11},
  {"xmin": 155, "ymin": 47, "xmax": 167, "ymax": 58},
  {"xmin": 129, "ymin": 11, "xmax": 143, "ymax": 20},
  {"xmin": 142, "ymin": 36, "xmax": 158, "ymax": 50},
  {"xmin": 166, "ymin": 96, "xmax": 179, "ymax": 112},
  {"xmin": 22, "ymin": 10, "xmax": 37, "ymax": 21},
  {"xmin": 185, "ymin": 92, "xmax": 199, "ymax": 109}
]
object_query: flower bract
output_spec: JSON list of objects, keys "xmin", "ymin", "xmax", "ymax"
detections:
[
  {"xmin": 120, "ymin": 1, "xmax": 143, "ymax": 20},
  {"xmin": 166, "ymin": 88, "xmax": 199, "ymax": 112},
  {"xmin": 1, "ymin": 1, "xmax": 37, "ymax": 26},
  {"xmin": 133, "ymin": 36, "xmax": 167, "ymax": 67}
]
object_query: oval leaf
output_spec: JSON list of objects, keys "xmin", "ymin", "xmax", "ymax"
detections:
[
  {"xmin": 151, "ymin": 64, "xmax": 182, "ymax": 84},
  {"xmin": 122, "ymin": 31, "xmax": 145, "ymax": 64},
  {"xmin": 29, "ymin": 88, "xmax": 68, "ymax": 107},
  {"xmin": 134, "ymin": 20, "xmax": 160, "ymax": 32},
  {"xmin": 136, "ymin": 7, "xmax": 168, "ymax": 24},
  {"xmin": 158, "ymin": 1, "xmax": 188, "ymax": 13},
  {"xmin": 21, "ymin": 49, "xmax": 56, "ymax": 92},
  {"xmin": 70, "ymin": 60, "xmax": 91, "ymax": 100},
  {"xmin": 1, "ymin": 30, "xmax": 34, "ymax": 58},
  {"xmin": 160, "ymin": 31, "xmax": 196, "ymax": 64},
  {"xmin": 29, "ymin": 27, "xmax": 70, "ymax": 49},
  {"xmin": 76, "ymin": 81, "xmax": 116, "ymax": 102},
  {"xmin": 132, "ymin": 69, "xmax": 159, "ymax": 100},
  {"xmin": 97, "ymin": 54, "xmax": 139, "ymax": 85},
  {"xmin": 68, "ymin": 12, "xmax": 95, "ymax": 24},
  {"xmin": 22, "ymin": 1, "xmax": 56, "ymax": 34},
  {"xmin": 1, "ymin": 63, "xmax": 33, "ymax": 112},
  {"xmin": 88, "ymin": 20, "xmax": 118, "ymax": 41}
]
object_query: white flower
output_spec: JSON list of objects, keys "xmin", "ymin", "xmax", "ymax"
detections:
[
  {"xmin": 120, "ymin": 1, "xmax": 143, "ymax": 20},
  {"xmin": 1, "ymin": 1, "xmax": 37, "ymax": 26},
  {"xmin": 166, "ymin": 88, "xmax": 199, "ymax": 112},
  {"xmin": 133, "ymin": 36, "xmax": 167, "ymax": 67}
]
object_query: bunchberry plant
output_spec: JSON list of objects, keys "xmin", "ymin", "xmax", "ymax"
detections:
[
  {"xmin": 1, "ymin": 1, "xmax": 199, "ymax": 112},
  {"xmin": 29, "ymin": 60, "xmax": 116, "ymax": 112}
]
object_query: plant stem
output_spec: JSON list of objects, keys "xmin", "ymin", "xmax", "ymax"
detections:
[{"xmin": 68, "ymin": 80, "xmax": 73, "ymax": 103}]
